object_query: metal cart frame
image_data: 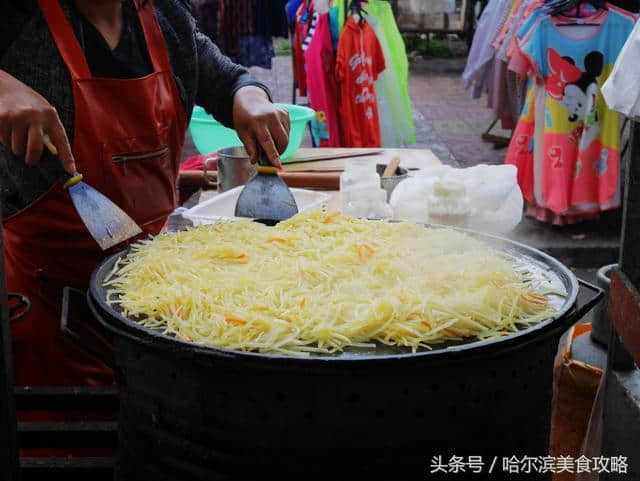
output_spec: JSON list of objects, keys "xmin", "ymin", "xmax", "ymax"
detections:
[{"xmin": 389, "ymin": 0, "xmax": 488, "ymax": 47}]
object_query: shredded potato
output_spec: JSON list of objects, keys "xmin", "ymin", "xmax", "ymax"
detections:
[{"xmin": 105, "ymin": 210, "xmax": 556, "ymax": 356}]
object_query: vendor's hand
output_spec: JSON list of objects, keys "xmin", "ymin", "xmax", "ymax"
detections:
[
  {"xmin": 232, "ymin": 85, "xmax": 290, "ymax": 169},
  {"xmin": 0, "ymin": 70, "xmax": 76, "ymax": 174}
]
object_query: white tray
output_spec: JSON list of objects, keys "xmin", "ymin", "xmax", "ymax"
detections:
[{"xmin": 183, "ymin": 186, "xmax": 330, "ymax": 225}]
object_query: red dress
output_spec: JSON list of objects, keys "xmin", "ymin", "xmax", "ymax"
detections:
[{"xmin": 336, "ymin": 17, "xmax": 386, "ymax": 147}]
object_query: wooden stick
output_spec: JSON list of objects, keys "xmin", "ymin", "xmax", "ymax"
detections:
[
  {"xmin": 382, "ymin": 156, "xmax": 401, "ymax": 177},
  {"xmin": 42, "ymin": 134, "xmax": 58, "ymax": 156},
  {"xmin": 285, "ymin": 148, "xmax": 383, "ymax": 164},
  {"xmin": 280, "ymin": 172, "xmax": 340, "ymax": 190}
]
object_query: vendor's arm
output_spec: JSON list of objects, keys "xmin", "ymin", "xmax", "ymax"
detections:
[
  {"xmin": 0, "ymin": 69, "xmax": 76, "ymax": 174},
  {"xmin": 194, "ymin": 33, "xmax": 290, "ymax": 168}
]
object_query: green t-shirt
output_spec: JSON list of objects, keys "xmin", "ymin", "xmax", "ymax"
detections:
[{"xmin": 365, "ymin": 0, "xmax": 415, "ymax": 143}]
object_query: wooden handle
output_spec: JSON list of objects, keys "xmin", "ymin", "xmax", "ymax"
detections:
[
  {"xmin": 179, "ymin": 170, "xmax": 217, "ymax": 189},
  {"xmin": 286, "ymin": 148, "xmax": 383, "ymax": 164},
  {"xmin": 44, "ymin": 134, "xmax": 83, "ymax": 181},
  {"xmin": 179, "ymin": 170, "xmax": 340, "ymax": 191},
  {"xmin": 280, "ymin": 172, "xmax": 340, "ymax": 190},
  {"xmin": 42, "ymin": 134, "xmax": 58, "ymax": 156},
  {"xmin": 382, "ymin": 156, "xmax": 401, "ymax": 178}
]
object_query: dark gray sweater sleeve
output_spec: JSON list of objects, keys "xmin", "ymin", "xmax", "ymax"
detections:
[{"xmin": 194, "ymin": 31, "xmax": 272, "ymax": 129}]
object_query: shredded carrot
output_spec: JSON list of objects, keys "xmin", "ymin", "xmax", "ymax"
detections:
[
  {"xmin": 523, "ymin": 293, "xmax": 548, "ymax": 306},
  {"xmin": 354, "ymin": 242, "xmax": 376, "ymax": 261},
  {"xmin": 172, "ymin": 305, "xmax": 186, "ymax": 319},
  {"xmin": 225, "ymin": 317, "xmax": 247, "ymax": 326},
  {"xmin": 527, "ymin": 293, "xmax": 547, "ymax": 302},
  {"xmin": 210, "ymin": 253, "xmax": 247, "ymax": 264},
  {"xmin": 268, "ymin": 237, "xmax": 289, "ymax": 244},
  {"xmin": 299, "ymin": 269, "xmax": 314, "ymax": 283},
  {"xmin": 323, "ymin": 212, "xmax": 341, "ymax": 223}
]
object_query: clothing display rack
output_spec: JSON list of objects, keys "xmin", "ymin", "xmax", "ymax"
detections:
[
  {"xmin": 465, "ymin": 0, "xmax": 639, "ymax": 224},
  {"xmin": 291, "ymin": 0, "xmax": 415, "ymax": 148},
  {"xmin": 481, "ymin": 118, "xmax": 511, "ymax": 147}
]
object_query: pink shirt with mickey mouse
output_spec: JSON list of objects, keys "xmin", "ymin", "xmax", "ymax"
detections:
[{"xmin": 505, "ymin": 5, "xmax": 635, "ymax": 221}]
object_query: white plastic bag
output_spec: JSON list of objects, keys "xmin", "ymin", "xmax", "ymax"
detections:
[
  {"xmin": 458, "ymin": 164, "xmax": 523, "ymax": 234},
  {"xmin": 467, "ymin": 184, "xmax": 523, "ymax": 235},
  {"xmin": 390, "ymin": 177, "xmax": 433, "ymax": 223},
  {"xmin": 451, "ymin": 164, "xmax": 517, "ymax": 211},
  {"xmin": 602, "ymin": 19, "xmax": 640, "ymax": 117},
  {"xmin": 390, "ymin": 164, "xmax": 523, "ymax": 234},
  {"xmin": 390, "ymin": 165, "xmax": 451, "ymax": 222}
]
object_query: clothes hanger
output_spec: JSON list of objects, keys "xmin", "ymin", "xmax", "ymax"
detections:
[
  {"xmin": 548, "ymin": 0, "xmax": 607, "ymax": 26},
  {"xmin": 300, "ymin": 0, "xmax": 312, "ymax": 24},
  {"xmin": 346, "ymin": 0, "xmax": 368, "ymax": 24},
  {"xmin": 547, "ymin": 0, "xmax": 607, "ymax": 16}
]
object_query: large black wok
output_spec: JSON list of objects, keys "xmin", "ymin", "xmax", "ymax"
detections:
[{"xmin": 87, "ymin": 226, "xmax": 602, "ymax": 481}]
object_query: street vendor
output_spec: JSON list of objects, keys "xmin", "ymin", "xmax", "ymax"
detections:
[{"xmin": 0, "ymin": 0, "xmax": 290, "ymax": 387}]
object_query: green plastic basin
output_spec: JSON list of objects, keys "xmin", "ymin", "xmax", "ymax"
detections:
[{"xmin": 188, "ymin": 103, "xmax": 315, "ymax": 162}]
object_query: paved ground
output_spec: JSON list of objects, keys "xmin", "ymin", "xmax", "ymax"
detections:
[{"xmin": 408, "ymin": 56, "xmax": 511, "ymax": 167}]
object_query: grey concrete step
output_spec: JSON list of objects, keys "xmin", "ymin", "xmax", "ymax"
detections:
[{"xmin": 509, "ymin": 213, "xmax": 621, "ymax": 269}]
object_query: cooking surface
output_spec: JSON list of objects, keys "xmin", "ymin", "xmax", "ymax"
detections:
[{"xmin": 90, "ymin": 225, "xmax": 577, "ymax": 361}]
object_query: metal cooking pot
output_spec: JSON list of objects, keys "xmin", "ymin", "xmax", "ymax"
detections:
[
  {"xmin": 86, "ymin": 227, "xmax": 603, "ymax": 481},
  {"xmin": 591, "ymin": 263, "xmax": 618, "ymax": 347},
  {"xmin": 216, "ymin": 146, "xmax": 255, "ymax": 193},
  {"xmin": 377, "ymin": 163, "xmax": 409, "ymax": 201}
]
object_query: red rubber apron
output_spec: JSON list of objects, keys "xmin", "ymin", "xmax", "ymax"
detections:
[{"xmin": 3, "ymin": 0, "xmax": 186, "ymax": 387}]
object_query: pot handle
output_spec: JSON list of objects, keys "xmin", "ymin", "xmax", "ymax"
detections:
[
  {"xmin": 7, "ymin": 293, "xmax": 31, "ymax": 324},
  {"xmin": 202, "ymin": 155, "xmax": 218, "ymax": 189},
  {"xmin": 561, "ymin": 278, "xmax": 605, "ymax": 328},
  {"xmin": 61, "ymin": 286, "xmax": 115, "ymax": 370}
]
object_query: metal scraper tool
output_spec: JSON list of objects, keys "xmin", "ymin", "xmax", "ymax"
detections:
[
  {"xmin": 44, "ymin": 135, "xmax": 143, "ymax": 250},
  {"xmin": 234, "ymin": 145, "xmax": 299, "ymax": 222}
]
